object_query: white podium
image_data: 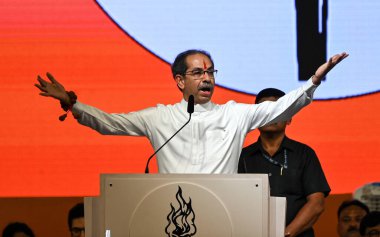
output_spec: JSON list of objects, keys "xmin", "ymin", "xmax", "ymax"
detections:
[{"xmin": 85, "ymin": 174, "xmax": 285, "ymax": 237}]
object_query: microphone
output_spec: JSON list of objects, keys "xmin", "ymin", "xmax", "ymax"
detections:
[
  {"xmin": 187, "ymin": 94, "xmax": 194, "ymax": 113},
  {"xmin": 145, "ymin": 95, "xmax": 194, "ymax": 173}
]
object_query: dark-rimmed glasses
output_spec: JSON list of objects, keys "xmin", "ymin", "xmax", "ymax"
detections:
[{"xmin": 184, "ymin": 69, "xmax": 218, "ymax": 79}]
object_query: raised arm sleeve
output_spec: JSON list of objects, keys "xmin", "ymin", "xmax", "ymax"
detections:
[
  {"xmin": 72, "ymin": 101, "xmax": 155, "ymax": 136},
  {"xmin": 248, "ymin": 78, "xmax": 318, "ymax": 131}
]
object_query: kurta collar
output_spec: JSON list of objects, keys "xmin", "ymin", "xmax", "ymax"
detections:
[{"xmin": 180, "ymin": 99, "xmax": 215, "ymax": 112}]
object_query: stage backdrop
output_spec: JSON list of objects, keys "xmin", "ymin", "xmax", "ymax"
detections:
[{"xmin": 0, "ymin": 0, "xmax": 379, "ymax": 196}]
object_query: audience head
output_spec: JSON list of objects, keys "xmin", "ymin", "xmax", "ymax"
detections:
[
  {"xmin": 255, "ymin": 88, "xmax": 290, "ymax": 133},
  {"xmin": 360, "ymin": 211, "xmax": 380, "ymax": 237},
  {"xmin": 68, "ymin": 203, "xmax": 85, "ymax": 237},
  {"xmin": 337, "ymin": 199, "xmax": 370, "ymax": 237},
  {"xmin": 2, "ymin": 222, "xmax": 35, "ymax": 237},
  {"xmin": 255, "ymin": 88, "xmax": 285, "ymax": 104}
]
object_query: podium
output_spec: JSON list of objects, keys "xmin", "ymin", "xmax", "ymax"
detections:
[{"xmin": 84, "ymin": 174, "xmax": 286, "ymax": 237}]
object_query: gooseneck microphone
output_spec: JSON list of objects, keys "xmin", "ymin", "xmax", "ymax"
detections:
[
  {"xmin": 145, "ymin": 95, "xmax": 194, "ymax": 173},
  {"xmin": 187, "ymin": 94, "xmax": 194, "ymax": 114}
]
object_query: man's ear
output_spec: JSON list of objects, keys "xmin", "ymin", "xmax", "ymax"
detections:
[{"xmin": 175, "ymin": 74, "xmax": 185, "ymax": 90}]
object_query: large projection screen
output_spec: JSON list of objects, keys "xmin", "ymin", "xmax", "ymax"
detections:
[{"xmin": 0, "ymin": 0, "xmax": 379, "ymax": 196}]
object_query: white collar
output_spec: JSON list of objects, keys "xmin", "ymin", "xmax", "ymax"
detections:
[{"xmin": 180, "ymin": 99, "xmax": 215, "ymax": 112}]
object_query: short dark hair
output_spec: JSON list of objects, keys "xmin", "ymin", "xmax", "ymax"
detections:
[
  {"xmin": 255, "ymin": 88, "xmax": 285, "ymax": 104},
  {"xmin": 337, "ymin": 199, "xmax": 370, "ymax": 218},
  {"xmin": 171, "ymin": 49, "xmax": 214, "ymax": 78},
  {"xmin": 359, "ymin": 211, "xmax": 380, "ymax": 235},
  {"xmin": 2, "ymin": 222, "xmax": 35, "ymax": 237},
  {"xmin": 68, "ymin": 203, "xmax": 84, "ymax": 229}
]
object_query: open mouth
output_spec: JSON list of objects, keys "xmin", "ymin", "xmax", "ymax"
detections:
[
  {"xmin": 198, "ymin": 84, "xmax": 213, "ymax": 93},
  {"xmin": 200, "ymin": 87, "xmax": 211, "ymax": 92}
]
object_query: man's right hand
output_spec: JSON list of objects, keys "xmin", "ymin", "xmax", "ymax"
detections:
[
  {"xmin": 35, "ymin": 72, "xmax": 70, "ymax": 104},
  {"xmin": 312, "ymin": 52, "xmax": 349, "ymax": 85}
]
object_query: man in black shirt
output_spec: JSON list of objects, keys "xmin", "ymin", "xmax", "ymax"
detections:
[{"xmin": 238, "ymin": 88, "xmax": 330, "ymax": 237}]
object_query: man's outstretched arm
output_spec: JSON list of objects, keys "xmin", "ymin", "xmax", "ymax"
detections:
[
  {"xmin": 246, "ymin": 52, "xmax": 349, "ymax": 130},
  {"xmin": 34, "ymin": 72, "xmax": 154, "ymax": 136}
]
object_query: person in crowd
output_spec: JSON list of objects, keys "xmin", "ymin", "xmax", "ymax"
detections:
[
  {"xmin": 68, "ymin": 203, "xmax": 85, "ymax": 237},
  {"xmin": 238, "ymin": 88, "xmax": 330, "ymax": 237},
  {"xmin": 2, "ymin": 222, "xmax": 35, "ymax": 237},
  {"xmin": 359, "ymin": 211, "xmax": 380, "ymax": 237},
  {"xmin": 337, "ymin": 199, "xmax": 370, "ymax": 237}
]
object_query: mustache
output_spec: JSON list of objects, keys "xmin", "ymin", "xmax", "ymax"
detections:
[{"xmin": 198, "ymin": 82, "xmax": 213, "ymax": 91}]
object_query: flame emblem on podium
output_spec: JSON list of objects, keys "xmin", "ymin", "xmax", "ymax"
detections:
[{"xmin": 165, "ymin": 186, "xmax": 197, "ymax": 236}]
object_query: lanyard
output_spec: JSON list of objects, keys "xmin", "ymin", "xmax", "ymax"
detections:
[{"xmin": 261, "ymin": 149, "xmax": 288, "ymax": 175}]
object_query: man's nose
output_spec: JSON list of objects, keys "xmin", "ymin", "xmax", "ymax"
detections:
[
  {"xmin": 201, "ymin": 71, "xmax": 211, "ymax": 81},
  {"xmin": 349, "ymin": 221, "xmax": 360, "ymax": 227}
]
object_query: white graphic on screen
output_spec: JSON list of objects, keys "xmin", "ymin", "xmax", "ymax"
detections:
[{"xmin": 96, "ymin": 0, "xmax": 380, "ymax": 99}]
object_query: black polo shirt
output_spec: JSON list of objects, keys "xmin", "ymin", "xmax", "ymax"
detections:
[{"xmin": 238, "ymin": 136, "xmax": 330, "ymax": 237}]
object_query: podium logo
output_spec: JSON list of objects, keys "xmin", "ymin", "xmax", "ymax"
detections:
[{"xmin": 165, "ymin": 186, "xmax": 197, "ymax": 237}]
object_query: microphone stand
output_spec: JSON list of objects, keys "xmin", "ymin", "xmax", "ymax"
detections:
[{"xmin": 145, "ymin": 95, "xmax": 194, "ymax": 173}]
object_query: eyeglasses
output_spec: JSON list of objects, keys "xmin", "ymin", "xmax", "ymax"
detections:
[
  {"xmin": 184, "ymin": 69, "xmax": 218, "ymax": 79},
  {"xmin": 70, "ymin": 227, "xmax": 85, "ymax": 237}
]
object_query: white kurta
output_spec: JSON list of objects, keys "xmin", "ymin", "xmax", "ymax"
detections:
[{"xmin": 72, "ymin": 79, "xmax": 317, "ymax": 174}]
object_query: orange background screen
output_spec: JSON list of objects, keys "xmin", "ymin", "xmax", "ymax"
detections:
[{"xmin": 0, "ymin": 0, "xmax": 379, "ymax": 196}]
